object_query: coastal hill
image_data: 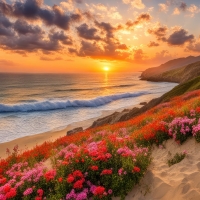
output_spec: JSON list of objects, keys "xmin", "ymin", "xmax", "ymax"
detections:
[
  {"xmin": 140, "ymin": 56, "xmax": 200, "ymax": 82},
  {"xmin": 144, "ymin": 61, "xmax": 200, "ymax": 83}
]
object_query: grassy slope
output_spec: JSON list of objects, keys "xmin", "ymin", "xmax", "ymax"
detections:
[
  {"xmin": 141, "ymin": 56, "xmax": 200, "ymax": 80},
  {"xmin": 160, "ymin": 61, "xmax": 200, "ymax": 83},
  {"xmin": 91, "ymin": 76, "xmax": 200, "ymax": 126},
  {"xmin": 161, "ymin": 76, "xmax": 200, "ymax": 102}
]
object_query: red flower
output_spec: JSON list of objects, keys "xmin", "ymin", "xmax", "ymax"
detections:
[
  {"xmin": 72, "ymin": 170, "xmax": 83, "ymax": 178},
  {"xmin": 37, "ymin": 189, "xmax": 44, "ymax": 197},
  {"xmin": 58, "ymin": 177, "xmax": 63, "ymax": 183},
  {"xmin": 44, "ymin": 170, "xmax": 56, "ymax": 181},
  {"xmin": 35, "ymin": 197, "xmax": 42, "ymax": 200},
  {"xmin": 5, "ymin": 188, "xmax": 16, "ymax": 199},
  {"xmin": 62, "ymin": 161, "xmax": 68, "ymax": 165},
  {"xmin": 91, "ymin": 165, "xmax": 98, "ymax": 171},
  {"xmin": 73, "ymin": 179, "xmax": 84, "ymax": 189},
  {"xmin": 0, "ymin": 177, "xmax": 7, "ymax": 185},
  {"xmin": 93, "ymin": 186, "xmax": 105, "ymax": 196},
  {"xmin": 133, "ymin": 166, "xmax": 140, "ymax": 173},
  {"xmin": 3, "ymin": 184, "xmax": 11, "ymax": 193},
  {"xmin": 196, "ymin": 107, "xmax": 200, "ymax": 113},
  {"xmin": 67, "ymin": 175, "xmax": 74, "ymax": 183},
  {"xmin": 101, "ymin": 169, "xmax": 112, "ymax": 175}
]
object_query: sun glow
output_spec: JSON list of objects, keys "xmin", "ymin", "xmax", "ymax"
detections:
[{"xmin": 103, "ymin": 66, "xmax": 110, "ymax": 71}]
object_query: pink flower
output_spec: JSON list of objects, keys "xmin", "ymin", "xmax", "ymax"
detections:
[
  {"xmin": 108, "ymin": 189, "xmax": 113, "ymax": 195},
  {"xmin": 118, "ymin": 168, "xmax": 123, "ymax": 176},
  {"xmin": 183, "ymin": 150, "xmax": 187, "ymax": 155},
  {"xmin": 23, "ymin": 188, "xmax": 33, "ymax": 196}
]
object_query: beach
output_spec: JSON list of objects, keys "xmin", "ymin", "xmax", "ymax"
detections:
[{"xmin": 0, "ymin": 105, "xmax": 139, "ymax": 159}]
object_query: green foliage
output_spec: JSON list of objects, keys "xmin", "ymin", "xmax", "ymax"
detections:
[
  {"xmin": 161, "ymin": 76, "xmax": 200, "ymax": 102},
  {"xmin": 195, "ymin": 133, "xmax": 200, "ymax": 142},
  {"xmin": 167, "ymin": 152, "xmax": 186, "ymax": 167}
]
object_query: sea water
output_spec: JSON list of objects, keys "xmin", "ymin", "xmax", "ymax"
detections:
[{"xmin": 0, "ymin": 72, "xmax": 178, "ymax": 143}]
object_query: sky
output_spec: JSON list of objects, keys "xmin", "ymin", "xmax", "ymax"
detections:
[{"xmin": 0, "ymin": 0, "xmax": 200, "ymax": 73}]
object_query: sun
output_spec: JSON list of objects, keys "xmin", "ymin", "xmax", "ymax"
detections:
[{"xmin": 103, "ymin": 67, "xmax": 110, "ymax": 71}]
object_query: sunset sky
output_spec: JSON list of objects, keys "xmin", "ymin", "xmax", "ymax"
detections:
[{"xmin": 1, "ymin": 0, "xmax": 200, "ymax": 73}]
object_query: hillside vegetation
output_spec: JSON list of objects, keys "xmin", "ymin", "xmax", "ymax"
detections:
[
  {"xmin": 141, "ymin": 56, "xmax": 200, "ymax": 82},
  {"xmin": 143, "ymin": 61, "xmax": 200, "ymax": 83},
  {"xmin": 90, "ymin": 76, "xmax": 200, "ymax": 128},
  {"xmin": 1, "ymin": 86, "xmax": 200, "ymax": 199}
]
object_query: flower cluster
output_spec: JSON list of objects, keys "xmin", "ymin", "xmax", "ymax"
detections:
[{"xmin": 168, "ymin": 116, "xmax": 196, "ymax": 144}]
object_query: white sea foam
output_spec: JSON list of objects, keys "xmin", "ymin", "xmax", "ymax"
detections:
[{"xmin": 0, "ymin": 91, "xmax": 149, "ymax": 113}]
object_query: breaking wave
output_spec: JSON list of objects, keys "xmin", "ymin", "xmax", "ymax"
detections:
[{"xmin": 0, "ymin": 91, "xmax": 149, "ymax": 113}]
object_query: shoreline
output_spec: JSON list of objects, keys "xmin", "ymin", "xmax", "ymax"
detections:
[{"xmin": 0, "ymin": 104, "xmax": 142, "ymax": 159}]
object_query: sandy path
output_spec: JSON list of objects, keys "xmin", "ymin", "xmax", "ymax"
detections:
[{"xmin": 114, "ymin": 138, "xmax": 200, "ymax": 200}]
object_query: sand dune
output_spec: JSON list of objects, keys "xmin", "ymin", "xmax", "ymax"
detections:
[{"xmin": 114, "ymin": 138, "xmax": 200, "ymax": 200}]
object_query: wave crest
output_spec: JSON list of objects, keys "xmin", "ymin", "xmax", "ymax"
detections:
[{"xmin": 0, "ymin": 91, "xmax": 149, "ymax": 113}]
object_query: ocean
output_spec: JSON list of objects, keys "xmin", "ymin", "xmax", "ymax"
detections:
[{"xmin": 0, "ymin": 72, "xmax": 178, "ymax": 143}]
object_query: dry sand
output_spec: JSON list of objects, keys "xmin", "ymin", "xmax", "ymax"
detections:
[{"xmin": 114, "ymin": 138, "xmax": 200, "ymax": 200}]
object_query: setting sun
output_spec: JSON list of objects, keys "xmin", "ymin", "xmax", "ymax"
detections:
[{"xmin": 103, "ymin": 67, "xmax": 110, "ymax": 71}]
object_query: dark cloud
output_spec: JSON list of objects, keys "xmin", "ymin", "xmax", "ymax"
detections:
[
  {"xmin": 1, "ymin": 33, "xmax": 58, "ymax": 52},
  {"xmin": 0, "ymin": 22, "xmax": 72, "ymax": 52},
  {"xmin": 186, "ymin": 42, "xmax": 200, "ymax": 52},
  {"xmin": 70, "ymin": 20, "xmax": 130, "ymax": 60},
  {"xmin": 82, "ymin": 11, "xmax": 94, "ymax": 20},
  {"xmin": 49, "ymin": 30, "xmax": 73, "ymax": 45},
  {"xmin": 72, "ymin": 0, "xmax": 83, "ymax": 4},
  {"xmin": 76, "ymin": 23, "xmax": 101, "ymax": 40},
  {"xmin": 148, "ymin": 41, "xmax": 160, "ymax": 47},
  {"xmin": 179, "ymin": 2, "xmax": 187, "ymax": 11},
  {"xmin": 14, "ymin": 19, "xmax": 43, "ymax": 35},
  {"xmin": 94, "ymin": 20, "xmax": 117, "ymax": 38},
  {"xmin": 167, "ymin": 1, "xmax": 187, "ymax": 12},
  {"xmin": 148, "ymin": 26, "xmax": 168, "ymax": 41},
  {"xmin": 77, "ymin": 40, "xmax": 104, "ymax": 58},
  {"xmin": 68, "ymin": 48, "xmax": 78, "ymax": 54},
  {"xmin": 166, "ymin": 29, "xmax": 194, "ymax": 45},
  {"xmin": 0, "ymin": 0, "xmax": 82, "ymax": 30},
  {"xmin": 148, "ymin": 25, "xmax": 194, "ymax": 46},
  {"xmin": 0, "ymin": 14, "xmax": 12, "ymax": 27},
  {"xmin": 126, "ymin": 13, "xmax": 151, "ymax": 29},
  {"xmin": 69, "ymin": 38, "xmax": 129, "ymax": 61},
  {"xmin": 0, "ymin": 14, "xmax": 14, "ymax": 36}
]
